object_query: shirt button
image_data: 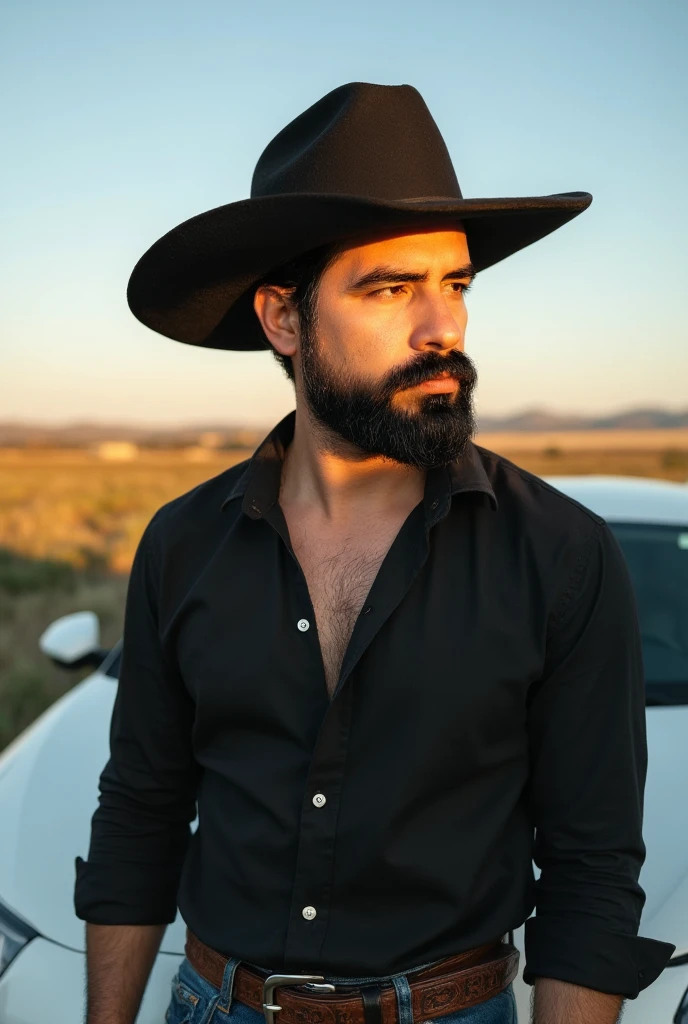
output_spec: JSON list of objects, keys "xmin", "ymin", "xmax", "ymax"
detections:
[
  {"xmin": 297, "ymin": 618, "xmax": 310, "ymax": 632},
  {"xmin": 430, "ymin": 499, "xmax": 439, "ymax": 510},
  {"xmin": 302, "ymin": 905, "xmax": 317, "ymax": 920},
  {"xmin": 312, "ymin": 793, "xmax": 326, "ymax": 808}
]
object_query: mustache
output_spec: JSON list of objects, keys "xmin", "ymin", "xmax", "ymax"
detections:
[{"xmin": 377, "ymin": 349, "xmax": 478, "ymax": 399}]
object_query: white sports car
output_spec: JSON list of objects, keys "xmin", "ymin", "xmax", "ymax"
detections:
[{"xmin": 0, "ymin": 475, "xmax": 686, "ymax": 1024}]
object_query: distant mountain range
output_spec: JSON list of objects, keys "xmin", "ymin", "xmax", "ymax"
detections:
[
  {"xmin": 0, "ymin": 422, "xmax": 267, "ymax": 448},
  {"xmin": 1, "ymin": 407, "xmax": 687, "ymax": 447},
  {"xmin": 476, "ymin": 408, "xmax": 688, "ymax": 432}
]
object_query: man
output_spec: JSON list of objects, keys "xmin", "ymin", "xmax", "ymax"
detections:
[{"xmin": 74, "ymin": 83, "xmax": 675, "ymax": 1024}]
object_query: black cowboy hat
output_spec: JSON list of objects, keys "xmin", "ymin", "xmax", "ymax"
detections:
[{"xmin": 127, "ymin": 82, "xmax": 592, "ymax": 352}]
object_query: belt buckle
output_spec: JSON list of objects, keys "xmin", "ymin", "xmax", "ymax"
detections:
[{"xmin": 262, "ymin": 973, "xmax": 336, "ymax": 1024}]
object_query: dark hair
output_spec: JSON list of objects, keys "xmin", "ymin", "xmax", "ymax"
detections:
[{"xmin": 254, "ymin": 243, "xmax": 342, "ymax": 382}]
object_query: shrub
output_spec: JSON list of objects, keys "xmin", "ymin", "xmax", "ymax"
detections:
[{"xmin": 0, "ymin": 548, "xmax": 76, "ymax": 596}]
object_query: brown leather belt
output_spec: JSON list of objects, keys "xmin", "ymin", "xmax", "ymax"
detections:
[{"xmin": 184, "ymin": 928, "xmax": 520, "ymax": 1024}]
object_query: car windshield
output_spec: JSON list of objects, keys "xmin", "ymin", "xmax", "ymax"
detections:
[{"xmin": 609, "ymin": 522, "xmax": 688, "ymax": 706}]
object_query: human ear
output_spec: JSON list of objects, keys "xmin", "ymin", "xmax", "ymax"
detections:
[{"xmin": 253, "ymin": 285, "xmax": 299, "ymax": 358}]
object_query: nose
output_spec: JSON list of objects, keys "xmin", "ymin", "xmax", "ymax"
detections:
[{"xmin": 408, "ymin": 292, "xmax": 465, "ymax": 353}]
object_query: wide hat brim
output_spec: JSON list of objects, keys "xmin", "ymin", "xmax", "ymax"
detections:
[{"xmin": 127, "ymin": 190, "xmax": 592, "ymax": 352}]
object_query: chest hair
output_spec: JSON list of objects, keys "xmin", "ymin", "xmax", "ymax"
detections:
[{"xmin": 291, "ymin": 533, "xmax": 392, "ymax": 699}]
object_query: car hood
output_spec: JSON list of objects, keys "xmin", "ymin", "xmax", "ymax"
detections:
[
  {"xmin": 0, "ymin": 674, "xmax": 190, "ymax": 954},
  {"xmin": 0, "ymin": 679, "xmax": 685, "ymax": 957},
  {"xmin": 635, "ymin": 705, "xmax": 688, "ymax": 956}
]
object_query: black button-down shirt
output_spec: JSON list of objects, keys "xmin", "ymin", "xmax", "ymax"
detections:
[{"xmin": 74, "ymin": 410, "xmax": 675, "ymax": 997}]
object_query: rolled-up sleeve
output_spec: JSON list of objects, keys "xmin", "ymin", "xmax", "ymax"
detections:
[
  {"xmin": 523, "ymin": 519, "xmax": 675, "ymax": 997},
  {"xmin": 74, "ymin": 512, "xmax": 201, "ymax": 924}
]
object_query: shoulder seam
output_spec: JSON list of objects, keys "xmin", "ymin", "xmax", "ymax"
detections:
[
  {"xmin": 547, "ymin": 519, "xmax": 604, "ymax": 640},
  {"xmin": 473, "ymin": 445, "xmax": 606, "ymax": 525}
]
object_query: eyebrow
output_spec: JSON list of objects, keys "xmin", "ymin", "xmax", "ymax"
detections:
[{"xmin": 349, "ymin": 262, "xmax": 476, "ymax": 291}]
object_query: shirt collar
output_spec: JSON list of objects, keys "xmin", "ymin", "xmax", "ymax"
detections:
[{"xmin": 221, "ymin": 409, "xmax": 497, "ymax": 517}]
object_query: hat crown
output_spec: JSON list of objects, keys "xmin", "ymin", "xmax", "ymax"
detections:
[{"xmin": 251, "ymin": 82, "xmax": 463, "ymax": 202}]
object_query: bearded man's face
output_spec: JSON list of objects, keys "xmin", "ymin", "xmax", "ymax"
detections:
[{"xmin": 265, "ymin": 228, "xmax": 479, "ymax": 469}]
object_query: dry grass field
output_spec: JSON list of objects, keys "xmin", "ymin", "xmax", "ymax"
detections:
[
  {"xmin": 0, "ymin": 447, "xmax": 249, "ymax": 752},
  {"xmin": 1, "ymin": 432, "xmax": 687, "ymax": 752},
  {"xmin": 476, "ymin": 429, "xmax": 688, "ymax": 482}
]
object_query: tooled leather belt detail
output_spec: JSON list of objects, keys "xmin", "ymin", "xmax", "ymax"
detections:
[{"xmin": 184, "ymin": 928, "xmax": 520, "ymax": 1024}]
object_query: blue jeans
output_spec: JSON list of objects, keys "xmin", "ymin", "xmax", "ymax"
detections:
[{"xmin": 163, "ymin": 952, "xmax": 518, "ymax": 1024}]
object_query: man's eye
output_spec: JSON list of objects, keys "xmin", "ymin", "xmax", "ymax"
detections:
[
  {"xmin": 373, "ymin": 285, "xmax": 406, "ymax": 297},
  {"xmin": 449, "ymin": 281, "xmax": 472, "ymax": 294}
]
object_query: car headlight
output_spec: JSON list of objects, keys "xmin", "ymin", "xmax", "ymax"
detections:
[
  {"xmin": 676, "ymin": 984, "xmax": 688, "ymax": 1024},
  {"xmin": 0, "ymin": 897, "xmax": 38, "ymax": 977}
]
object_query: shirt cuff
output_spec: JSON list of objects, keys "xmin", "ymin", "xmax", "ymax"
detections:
[
  {"xmin": 523, "ymin": 915, "xmax": 676, "ymax": 998},
  {"xmin": 73, "ymin": 855, "xmax": 180, "ymax": 925}
]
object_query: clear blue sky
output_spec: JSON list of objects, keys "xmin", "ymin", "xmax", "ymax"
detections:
[{"xmin": 1, "ymin": 0, "xmax": 686, "ymax": 425}]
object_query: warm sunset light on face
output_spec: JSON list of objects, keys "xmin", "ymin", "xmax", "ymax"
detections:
[{"xmin": 306, "ymin": 229, "xmax": 472, "ymax": 400}]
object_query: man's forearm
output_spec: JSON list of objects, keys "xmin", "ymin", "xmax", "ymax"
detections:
[
  {"xmin": 84, "ymin": 922, "xmax": 166, "ymax": 1024},
  {"xmin": 532, "ymin": 977, "xmax": 624, "ymax": 1024}
]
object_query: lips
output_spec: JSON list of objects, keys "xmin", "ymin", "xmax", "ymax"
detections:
[
  {"xmin": 386, "ymin": 351, "xmax": 476, "ymax": 398},
  {"xmin": 416, "ymin": 373, "xmax": 459, "ymax": 393}
]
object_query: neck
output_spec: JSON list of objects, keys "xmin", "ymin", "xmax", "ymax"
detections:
[{"xmin": 279, "ymin": 403, "xmax": 426, "ymax": 521}]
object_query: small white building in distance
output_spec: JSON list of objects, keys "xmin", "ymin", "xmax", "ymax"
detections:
[{"xmin": 95, "ymin": 441, "xmax": 139, "ymax": 461}]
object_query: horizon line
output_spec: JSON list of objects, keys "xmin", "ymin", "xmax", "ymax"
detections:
[{"xmin": 2, "ymin": 403, "xmax": 688, "ymax": 431}]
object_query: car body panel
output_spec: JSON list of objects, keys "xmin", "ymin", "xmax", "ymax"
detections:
[
  {"xmin": 0, "ymin": 673, "xmax": 191, "ymax": 955},
  {"xmin": 638, "ymin": 706, "xmax": 688, "ymax": 942},
  {"xmin": 541, "ymin": 474, "xmax": 688, "ymax": 526}
]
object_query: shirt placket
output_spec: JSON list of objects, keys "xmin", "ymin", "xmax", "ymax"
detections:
[
  {"xmin": 260, "ymin": 484, "xmax": 450, "ymax": 970},
  {"xmin": 256, "ymin": 501, "xmax": 349, "ymax": 967}
]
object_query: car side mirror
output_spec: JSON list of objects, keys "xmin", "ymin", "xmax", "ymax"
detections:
[{"xmin": 38, "ymin": 611, "xmax": 108, "ymax": 670}]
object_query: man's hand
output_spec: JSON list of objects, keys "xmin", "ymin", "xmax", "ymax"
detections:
[{"xmin": 532, "ymin": 977, "xmax": 624, "ymax": 1023}]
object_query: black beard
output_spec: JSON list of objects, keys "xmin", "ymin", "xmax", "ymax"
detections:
[{"xmin": 299, "ymin": 327, "xmax": 478, "ymax": 470}]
